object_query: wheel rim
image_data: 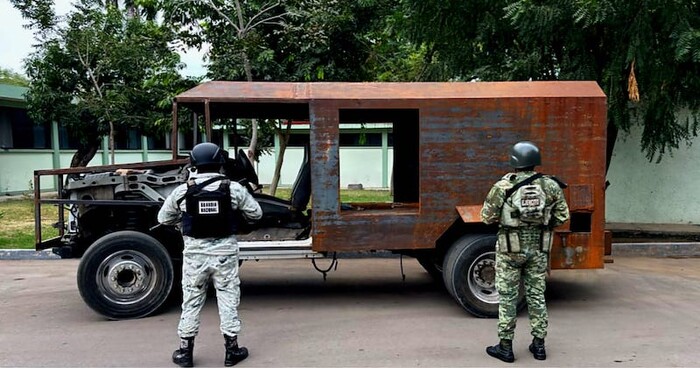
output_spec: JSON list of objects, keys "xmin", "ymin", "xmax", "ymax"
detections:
[
  {"xmin": 96, "ymin": 250, "xmax": 158, "ymax": 305},
  {"xmin": 467, "ymin": 250, "xmax": 499, "ymax": 304}
]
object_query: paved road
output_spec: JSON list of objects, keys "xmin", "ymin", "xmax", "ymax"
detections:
[{"xmin": 1, "ymin": 256, "xmax": 699, "ymax": 367}]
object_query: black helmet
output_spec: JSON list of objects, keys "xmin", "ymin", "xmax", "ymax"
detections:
[
  {"xmin": 190, "ymin": 142, "xmax": 224, "ymax": 168},
  {"xmin": 509, "ymin": 141, "xmax": 541, "ymax": 168}
]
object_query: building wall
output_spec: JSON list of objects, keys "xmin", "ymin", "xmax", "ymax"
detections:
[
  {"xmin": 255, "ymin": 147, "xmax": 393, "ymax": 188},
  {"xmin": 0, "ymin": 149, "xmax": 173, "ymax": 195},
  {"xmin": 0, "ymin": 151, "xmax": 54, "ymax": 192},
  {"xmin": 606, "ymin": 125, "xmax": 699, "ymax": 224}
]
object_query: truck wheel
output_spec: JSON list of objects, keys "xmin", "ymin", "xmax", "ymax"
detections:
[
  {"xmin": 77, "ymin": 230, "xmax": 174, "ymax": 320},
  {"xmin": 442, "ymin": 234, "xmax": 524, "ymax": 318}
]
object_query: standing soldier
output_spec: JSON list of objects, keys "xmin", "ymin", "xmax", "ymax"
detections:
[
  {"xmin": 158, "ymin": 142, "xmax": 262, "ymax": 367},
  {"xmin": 480, "ymin": 141, "xmax": 569, "ymax": 363}
]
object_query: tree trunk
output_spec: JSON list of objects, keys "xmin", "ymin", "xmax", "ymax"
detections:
[
  {"xmin": 69, "ymin": 137, "xmax": 102, "ymax": 168},
  {"xmin": 604, "ymin": 121, "xmax": 618, "ymax": 191},
  {"xmin": 606, "ymin": 122, "xmax": 618, "ymax": 174},
  {"xmin": 109, "ymin": 121, "xmax": 115, "ymax": 165},
  {"xmin": 242, "ymin": 52, "xmax": 258, "ymax": 163},
  {"xmin": 269, "ymin": 121, "xmax": 292, "ymax": 196}
]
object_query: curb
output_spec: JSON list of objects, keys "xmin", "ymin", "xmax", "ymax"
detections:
[
  {"xmin": 0, "ymin": 249, "xmax": 61, "ymax": 260},
  {"xmin": 612, "ymin": 242, "xmax": 700, "ymax": 257}
]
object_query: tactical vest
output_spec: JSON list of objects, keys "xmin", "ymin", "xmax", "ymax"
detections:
[
  {"xmin": 178, "ymin": 176, "xmax": 237, "ymax": 239},
  {"xmin": 498, "ymin": 173, "xmax": 553, "ymax": 253}
]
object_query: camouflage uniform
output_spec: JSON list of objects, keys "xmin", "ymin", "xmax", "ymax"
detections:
[
  {"xmin": 158, "ymin": 172, "xmax": 262, "ymax": 339},
  {"xmin": 481, "ymin": 171, "xmax": 569, "ymax": 341}
]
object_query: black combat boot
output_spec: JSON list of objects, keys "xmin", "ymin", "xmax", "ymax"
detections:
[
  {"xmin": 224, "ymin": 334, "xmax": 249, "ymax": 367},
  {"xmin": 486, "ymin": 339, "xmax": 515, "ymax": 363},
  {"xmin": 529, "ymin": 337, "xmax": 546, "ymax": 360},
  {"xmin": 172, "ymin": 337, "xmax": 194, "ymax": 367}
]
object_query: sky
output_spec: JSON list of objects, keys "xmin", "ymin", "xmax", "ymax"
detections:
[{"xmin": 0, "ymin": 0, "xmax": 207, "ymax": 77}]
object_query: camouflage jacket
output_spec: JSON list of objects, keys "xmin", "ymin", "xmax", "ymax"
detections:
[
  {"xmin": 158, "ymin": 172, "xmax": 262, "ymax": 255},
  {"xmin": 481, "ymin": 171, "xmax": 570, "ymax": 236}
]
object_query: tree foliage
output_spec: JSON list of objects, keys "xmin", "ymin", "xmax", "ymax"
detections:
[
  {"xmin": 0, "ymin": 68, "xmax": 30, "ymax": 87},
  {"xmin": 163, "ymin": 0, "xmax": 399, "ymax": 192},
  {"xmin": 399, "ymin": 0, "xmax": 700, "ymax": 162},
  {"xmin": 14, "ymin": 0, "xmax": 696, "ymax": 170},
  {"xmin": 12, "ymin": 0, "xmax": 195, "ymax": 166},
  {"xmin": 165, "ymin": 0, "xmax": 397, "ymax": 83}
]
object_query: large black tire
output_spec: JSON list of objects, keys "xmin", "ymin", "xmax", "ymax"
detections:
[
  {"xmin": 77, "ymin": 230, "xmax": 174, "ymax": 320},
  {"xmin": 443, "ymin": 234, "xmax": 524, "ymax": 318}
]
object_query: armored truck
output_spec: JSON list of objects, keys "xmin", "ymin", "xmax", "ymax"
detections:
[{"xmin": 34, "ymin": 81, "xmax": 610, "ymax": 320}]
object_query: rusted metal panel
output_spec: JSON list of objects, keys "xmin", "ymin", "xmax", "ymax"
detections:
[
  {"xmin": 171, "ymin": 102, "xmax": 178, "ymax": 160},
  {"xmin": 34, "ymin": 173, "xmax": 41, "ymax": 246},
  {"xmin": 175, "ymin": 81, "xmax": 605, "ymax": 103},
  {"xmin": 550, "ymin": 232, "xmax": 604, "ymax": 269},
  {"xmin": 456, "ymin": 205, "xmax": 484, "ymax": 223},
  {"xmin": 308, "ymin": 101, "xmax": 341, "ymax": 223},
  {"xmin": 204, "ymin": 99, "xmax": 212, "ymax": 140},
  {"xmin": 569, "ymin": 184, "xmax": 594, "ymax": 212},
  {"xmin": 175, "ymin": 81, "xmax": 607, "ymax": 269}
]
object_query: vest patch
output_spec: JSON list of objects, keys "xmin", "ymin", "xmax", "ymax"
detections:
[
  {"xmin": 513, "ymin": 184, "xmax": 547, "ymax": 223},
  {"xmin": 199, "ymin": 201, "xmax": 220, "ymax": 214}
]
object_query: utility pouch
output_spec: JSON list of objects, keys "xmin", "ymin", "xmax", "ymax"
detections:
[
  {"xmin": 498, "ymin": 231, "xmax": 521, "ymax": 253},
  {"xmin": 541, "ymin": 230, "xmax": 553, "ymax": 252}
]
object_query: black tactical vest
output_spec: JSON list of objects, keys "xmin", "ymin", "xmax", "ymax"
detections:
[{"xmin": 178, "ymin": 176, "xmax": 237, "ymax": 239}]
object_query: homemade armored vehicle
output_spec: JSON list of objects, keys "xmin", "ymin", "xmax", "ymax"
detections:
[{"xmin": 34, "ymin": 81, "xmax": 610, "ymax": 320}]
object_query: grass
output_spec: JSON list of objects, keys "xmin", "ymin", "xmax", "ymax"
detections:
[
  {"xmin": 0, "ymin": 189, "xmax": 391, "ymax": 250},
  {"xmin": 0, "ymin": 199, "xmax": 60, "ymax": 249},
  {"xmin": 272, "ymin": 188, "xmax": 392, "ymax": 203}
]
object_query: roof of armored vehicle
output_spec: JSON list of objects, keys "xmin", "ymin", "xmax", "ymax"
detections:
[{"xmin": 175, "ymin": 81, "xmax": 605, "ymax": 104}]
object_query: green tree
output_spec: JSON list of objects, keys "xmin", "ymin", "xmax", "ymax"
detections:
[
  {"xmin": 13, "ymin": 0, "xmax": 195, "ymax": 167},
  {"xmin": 165, "ymin": 0, "xmax": 396, "ymax": 193},
  {"xmin": 399, "ymin": 0, "xmax": 700, "ymax": 165},
  {"xmin": 166, "ymin": 0, "xmax": 292, "ymax": 162},
  {"xmin": 0, "ymin": 68, "xmax": 30, "ymax": 87}
]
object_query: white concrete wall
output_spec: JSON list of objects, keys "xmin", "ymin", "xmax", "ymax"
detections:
[
  {"xmin": 0, "ymin": 151, "xmax": 54, "ymax": 193},
  {"xmin": 255, "ymin": 147, "xmax": 392, "ymax": 188},
  {"xmin": 0, "ymin": 150, "xmax": 174, "ymax": 195},
  {"xmin": 256, "ymin": 148, "xmax": 306, "ymax": 187},
  {"xmin": 606, "ymin": 125, "xmax": 699, "ymax": 224}
]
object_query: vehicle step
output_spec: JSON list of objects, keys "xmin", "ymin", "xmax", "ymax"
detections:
[{"xmin": 238, "ymin": 238, "xmax": 323, "ymax": 260}]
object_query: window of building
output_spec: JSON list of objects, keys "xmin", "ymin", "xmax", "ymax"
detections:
[
  {"xmin": 147, "ymin": 133, "xmax": 169, "ymax": 150},
  {"xmin": 58, "ymin": 126, "xmax": 80, "ymax": 149},
  {"xmin": 178, "ymin": 131, "xmax": 195, "ymax": 151},
  {"xmin": 114, "ymin": 127, "xmax": 142, "ymax": 150},
  {"xmin": 0, "ymin": 106, "xmax": 51, "ymax": 149}
]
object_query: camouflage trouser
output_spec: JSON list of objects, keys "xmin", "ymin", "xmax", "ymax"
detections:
[
  {"xmin": 495, "ymin": 246, "xmax": 548, "ymax": 341},
  {"xmin": 178, "ymin": 253, "xmax": 241, "ymax": 338}
]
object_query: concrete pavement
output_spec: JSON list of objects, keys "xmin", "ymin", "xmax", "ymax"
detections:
[{"xmin": 1, "ymin": 256, "xmax": 700, "ymax": 367}]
